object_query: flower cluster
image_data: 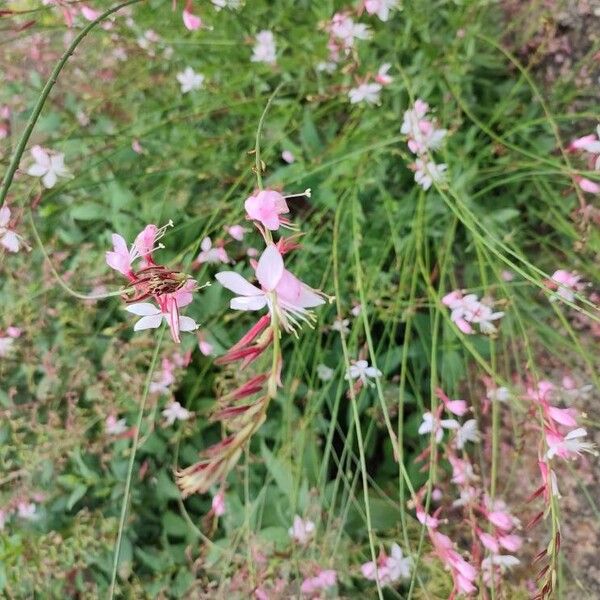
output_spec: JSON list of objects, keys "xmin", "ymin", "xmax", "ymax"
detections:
[
  {"xmin": 360, "ymin": 543, "xmax": 412, "ymax": 586},
  {"xmin": 401, "ymin": 99, "xmax": 448, "ymax": 190},
  {"xmin": 105, "ymin": 222, "xmax": 200, "ymax": 343},
  {"xmin": 442, "ymin": 290, "xmax": 504, "ymax": 335},
  {"xmin": 176, "ymin": 183, "xmax": 327, "ymax": 497},
  {"xmin": 569, "ymin": 124, "xmax": 600, "ymax": 194}
]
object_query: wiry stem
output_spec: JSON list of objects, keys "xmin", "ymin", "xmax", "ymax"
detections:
[
  {"xmin": 0, "ymin": 0, "xmax": 145, "ymax": 208},
  {"xmin": 108, "ymin": 327, "xmax": 164, "ymax": 599}
]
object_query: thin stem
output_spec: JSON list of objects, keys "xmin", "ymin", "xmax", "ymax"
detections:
[
  {"xmin": 0, "ymin": 0, "xmax": 145, "ymax": 208},
  {"xmin": 108, "ymin": 327, "xmax": 164, "ymax": 599},
  {"xmin": 254, "ymin": 82, "xmax": 285, "ymax": 191},
  {"xmin": 28, "ymin": 210, "xmax": 131, "ymax": 300}
]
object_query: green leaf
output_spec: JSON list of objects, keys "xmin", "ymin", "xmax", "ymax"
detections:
[
  {"xmin": 260, "ymin": 442, "xmax": 293, "ymax": 499},
  {"xmin": 71, "ymin": 202, "xmax": 106, "ymax": 221},
  {"xmin": 66, "ymin": 484, "xmax": 88, "ymax": 510}
]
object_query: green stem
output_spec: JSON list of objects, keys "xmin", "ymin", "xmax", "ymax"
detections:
[
  {"xmin": 254, "ymin": 82, "xmax": 285, "ymax": 192},
  {"xmin": 108, "ymin": 327, "xmax": 164, "ymax": 598},
  {"xmin": 0, "ymin": 0, "xmax": 145, "ymax": 208}
]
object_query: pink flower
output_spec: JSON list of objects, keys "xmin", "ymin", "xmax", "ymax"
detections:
[
  {"xmin": 550, "ymin": 269, "xmax": 583, "ymax": 302},
  {"xmin": 132, "ymin": 139, "xmax": 143, "ymax": 154},
  {"xmin": 212, "ymin": 490, "xmax": 226, "ymax": 516},
  {"xmin": 281, "ymin": 150, "xmax": 295, "ymax": 164},
  {"xmin": 244, "ymin": 189, "xmax": 289, "ymax": 230},
  {"xmin": 198, "ymin": 331, "xmax": 214, "ymax": 356},
  {"xmin": 401, "ymin": 100, "xmax": 447, "ymax": 155},
  {"xmin": 17, "ymin": 501, "xmax": 37, "ymax": 521},
  {"xmin": 182, "ymin": 7, "xmax": 202, "ymax": 30},
  {"xmin": 195, "ymin": 237, "xmax": 230, "ymax": 264},
  {"xmin": 227, "ymin": 224, "xmax": 247, "ymax": 240},
  {"xmin": 0, "ymin": 205, "xmax": 20, "ymax": 253},
  {"xmin": 301, "ymin": 570, "xmax": 337, "ymax": 594},
  {"xmin": 569, "ymin": 134, "xmax": 597, "ymax": 152},
  {"xmin": 361, "ymin": 544, "xmax": 412, "ymax": 585},
  {"xmin": 6, "ymin": 326, "xmax": 21, "ymax": 338},
  {"xmin": 545, "ymin": 427, "xmax": 596, "ymax": 460},
  {"xmin": 106, "ymin": 415, "xmax": 127, "ymax": 435},
  {"xmin": 364, "ymin": 0, "xmax": 399, "ymax": 21},
  {"xmin": 26, "ymin": 145, "xmax": 69, "ymax": 189},
  {"xmin": 429, "ymin": 529, "xmax": 477, "ymax": 595},
  {"xmin": 288, "ymin": 515, "xmax": 315, "ymax": 544},
  {"xmin": 106, "ymin": 233, "xmax": 136, "ymax": 278},
  {"xmin": 80, "ymin": 5, "xmax": 101, "ymax": 20},
  {"xmin": 436, "ymin": 388, "xmax": 468, "ymax": 416},
  {"xmin": 216, "ymin": 245, "xmax": 325, "ymax": 332},
  {"xmin": 576, "ymin": 176, "xmax": 600, "ymax": 194},
  {"xmin": 442, "ymin": 291, "xmax": 504, "ymax": 335},
  {"xmin": 375, "ymin": 63, "xmax": 393, "ymax": 85}
]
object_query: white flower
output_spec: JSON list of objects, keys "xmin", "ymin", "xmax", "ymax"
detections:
[
  {"xmin": 316, "ymin": 61, "xmax": 337, "ymax": 73},
  {"xmin": 454, "ymin": 419, "xmax": 480, "ymax": 449},
  {"xmin": 17, "ymin": 502, "xmax": 37, "ymax": 520},
  {"xmin": 0, "ymin": 337, "xmax": 15, "ymax": 357},
  {"xmin": 162, "ymin": 401, "xmax": 192, "ymax": 426},
  {"xmin": 487, "ymin": 386, "xmax": 510, "ymax": 403},
  {"xmin": 211, "ymin": 0, "xmax": 241, "ymax": 9},
  {"xmin": 331, "ymin": 318, "xmax": 350, "ymax": 335},
  {"xmin": 0, "ymin": 206, "xmax": 19, "ymax": 252},
  {"xmin": 176, "ymin": 67, "xmax": 204, "ymax": 93},
  {"xmin": 251, "ymin": 30, "xmax": 276, "ymax": 65},
  {"xmin": 385, "ymin": 543, "xmax": 412, "ymax": 581},
  {"xmin": 125, "ymin": 302, "xmax": 198, "ymax": 333},
  {"xmin": 105, "ymin": 415, "xmax": 127, "ymax": 435},
  {"xmin": 414, "ymin": 159, "xmax": 447, "ymax": 190},
  {"xmin": 26, "ymin": 145, "xmax": 69, "ymax": 189},
  {"xmin": 317, "ymin": 363, "xmax": 334, "ymax": 381},
  {"xmin": 376, "ymin": 63, "xmax": 393, "ymax": 85},
  {"xmin": 545, "ymin": 427, "xmax": 596, "ymax": 460},
  {"xmin": 364, "ymin": 0, "xmax": 399, "ymax": 22},
  {"xmin": 195, "ymin": 237, "xmax": 230, "ymax": 264},
  {"xmin": 348, "ymin": 82, "xmax": 382, "ymax": 105},
  {"xmin": 288, "ymin": 515, "xmax": 315, "ymax": 544},
  {"xmin": 345, "ymin": 360, "xmax": 382, "ymax": 384},
  {"xmin": 418, "ymin": 412, "xmax": 459, "ymax": 443}
]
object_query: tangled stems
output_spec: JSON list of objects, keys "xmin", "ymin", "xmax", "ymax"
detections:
[
  {"xmin": 0, "ymin": 0, "xmax": 145, "ymax": 209},
  {"xmin": 108, "ymin": 326, "xmax": 165, "ymax": 599}
]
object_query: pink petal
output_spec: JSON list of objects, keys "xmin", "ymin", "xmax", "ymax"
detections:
[
  {"xmin": 256, "ymin": 245, "xmax": 284, "ymax": 291},
  {"xmin": 182, "ymin": 8, "xmax": 201, "ymax": 30}
]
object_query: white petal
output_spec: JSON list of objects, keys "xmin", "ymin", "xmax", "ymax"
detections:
[
  {"xmin": 42, "ymin": 170, "xmax": 57, "ymax": 189},
  {"xmin": 31, "ymin": 145, "xmax": 50, "ymax": 167},
  {"xmin": 125, "ymin": 302, "xmax": 161, "ymax": 316},
  {"xmin": 134, "ymin": 314, "xmax": 163, "ymax": 331},
  {"xmin": 216, "ymin": 271, "xmax": 262, "ymax": 296},
  {"xmin": 1, "ymin": 231, "xmax": 20, "ymax": 252},
  {"xmin": 256, "ymin": 244, "xmax": 284, "ymax": 291},
  {"xmin": 27, "ymin": 164, "xmax": 48, "ymax": 177},
  {"xmin": 296, "ymin": 287, "xmax": 325, "ymax": 308},
  {"xmin": 0, "ymin": 206, "xmax": 9, "ymax": 227},
  {"xmin": 230, "ymin": 295, "xmax": 267, "ymax": 311},
  {"xmin": 178, "ymin": 315, "xmax": 198, "ymax": 331}
]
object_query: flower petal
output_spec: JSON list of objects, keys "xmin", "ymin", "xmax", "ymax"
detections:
[
  {"xmin": 230, "ymin": 295, "xmax": 267, "ymax": 311},
  {"xmin": 125, "ymin": 302, "xmax": 160, "ymax": 316},
  {"xmin": 134, "ymin": 314, "xmax": 163, "ymax": 330},
  {"xmin": 216, "ymin": 271, "xmax": 262, "ymax": 296},
  {"xmin": 256, "ymin": 244, "xmax": 284, "ymax": 291},
  {"xmin": 178, "ymin": 315, "xmax": 198, "ymax": 331}
]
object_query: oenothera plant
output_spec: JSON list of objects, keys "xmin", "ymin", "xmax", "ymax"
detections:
[{"xmin": 177, "ymin": 87, "xmax": 330, "ymax": 496}]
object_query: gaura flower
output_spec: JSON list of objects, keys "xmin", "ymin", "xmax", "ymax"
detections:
[
  {"xmin": 26, "ymin": 145, "xmax": 69, "ymax": 189},
  {"xmin": 244, "ymin": 189, "xmax": 290, "ymax": 231},
  {"xmin": 212, "ymin": 490, "xmax": 226, "ymax": 516},
  {"xmin": 364, "ymin": 0, "xmax": 399, "ymax": 21},
  {"xmin": 162, "ymin": 400, "xmax": 192, "ymax": 426},
  {"xmin": 195, "ymin": 236, "xmax": 230, "ymax": 265},
  {"xmin": 125, "ymin": 297, "xmax": 198, "ymax": 343},
  {"xmin": 211, "ymin": 0, "xmax": 241, "ymax": 9},
  {"xmin": 105, "ymin": 414, "xmax": 127, "ymax": 435},
  {"xmin": 288, "ymin": 515, "xmax": 315, "ymax": 544},
  {"xmin": 361, "ymin": 543, "xmax": 412, "ymax": 585},
  {"xmin": 401, "ymin": 99, "xmax": 447, "ymax": 155},
  {"xmin": 0, "ymin": 205, "xmax": 20, "ymax": 253},
  {"xmin": 176, "ymin": 67, "xmax": 204, "ymax": 93},
  {"xmin": 549, "ymin": 269, "xmax": 583, "ymax": 303},
  {"xmin": 345, "ymin": 359, "xmax": 382, "ymax": 384},
  {"xmin": 251, "ymin": 30, "xmax": 276, "ymax": 65},
  {"xmin": 414, "ymin": 158, "xmax": 447, "ymax": 190},
  {"xmin": 545, "ymin": 427, "xmax": 596, "ymax": 460},
  {"xmin": 348, "ymin": 82, "xmax": 382, "ymax": 105},
  {"xmin": 317, "ymin": 363, "xmax": 334, "ymax": 381},
  {"xmin": 216, "ymin": 244, "xmax": 326, "ymax": 332},
  {"xmin": 281, "ymin": 150, "xmax": 295, "ymax": 164},
  {"xmin": 375, "ymin": 63, "xmax": 393, "ymax": 85},
  {"xmin": 418, "ymin": 411, "xmax": 459, "ymax": 443},
  {"xmin": 226, "ymin": 224, "xmax": 247, "ymax": 241},
  {"xmin": 182, "ymin": 4, "xmax": 202, "ymax": 30},
  {"xmin": 454, "ymin": 419, "xmax": 480, "ymax": 449},
  {"xmin": 301, "ymin": 570, "xmax": 337, "ymax": 594}
]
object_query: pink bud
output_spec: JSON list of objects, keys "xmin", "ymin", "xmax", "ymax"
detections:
[{"xmin": 182, "ymin": 8, "xmax": 202, "ymax": 31}]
